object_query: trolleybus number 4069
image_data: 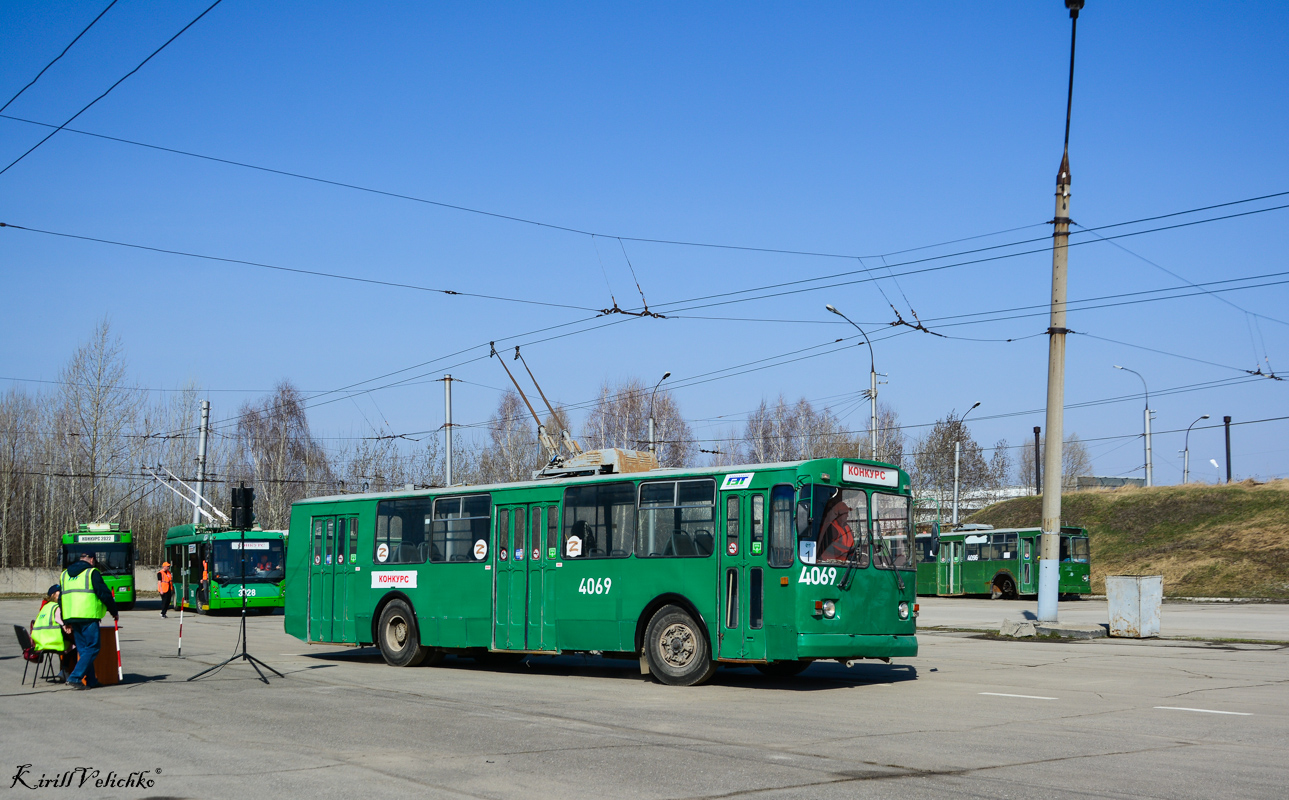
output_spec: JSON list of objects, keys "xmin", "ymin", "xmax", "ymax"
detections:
[
  {"xmin": 799, "ymin": 566, "xmax": 838, "ymax": 586},
  {"xmin": 578, "ymin": 577, "xmax": 613, "ymax": 595}
]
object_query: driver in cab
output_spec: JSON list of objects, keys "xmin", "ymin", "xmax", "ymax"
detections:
[
  {"xmin": 817, "ymin": 495, "xmax": 855, "ymax": 562},
  {"xmin": 254, "ymin": 553, "xmax": 276, "ymax": 576}
]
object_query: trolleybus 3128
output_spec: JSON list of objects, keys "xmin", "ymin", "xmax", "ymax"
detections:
[
  {"xmin": 165, "ymin": 524, "xmax": 286, "ymax": 613},
  {"xmin": 61, "ymin": 524, "xmax": 135, "ymax": 610},
  {"xmin": 284, "ymin": 457, "xmax": 918, "ymax": 685},
  {"xmin": 915, "ymin": 524, "xmax": 1091, "ymax": 599}
]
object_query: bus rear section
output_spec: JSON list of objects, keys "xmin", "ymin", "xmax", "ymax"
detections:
[
  {"xmin": 62, "ymin": 524, "xmax": 135, "ymax": 610},
  {"xmin": 284, "ymin": 457, "xmax": 918, "ymax": 685},
  {"xmin": 919, "ymin": 525, "xmax": 1091, "ymax": 598}
]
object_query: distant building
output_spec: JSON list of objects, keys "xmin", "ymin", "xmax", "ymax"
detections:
[{"xmin": 1074, "ymin": 476, "xmax": 1145, "ymax": 490}]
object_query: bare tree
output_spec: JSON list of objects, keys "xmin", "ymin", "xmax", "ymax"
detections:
[
  {"xmin": 1019, "ymin": 431, "xmax": 1093, "ymax": 491},
  {"xmin": 477, "ymin": 391, "xmax": 544, "ymax": 483},
  {"xmin": 235, "ymin": 381, "xmax": 333, "ymax": 529},
  {"xmin": 740, "ymin": 395, "xmax": 858, "ymax": 464},
  {"xmin": 57, "ymin": 319, "xmax": 143, "ymax": 522},
  {"xmin": 582, "ymin": 378, "xmax": 694, "ymax": 467},
  {"xmin": 909, "ymin": 412, "xmax": 988, "ymax": 504}
]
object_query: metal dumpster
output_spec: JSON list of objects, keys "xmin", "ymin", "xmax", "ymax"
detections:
[{"xmin": 1106, "ymin": 575, "xmax": 1163, "ymax": 638}]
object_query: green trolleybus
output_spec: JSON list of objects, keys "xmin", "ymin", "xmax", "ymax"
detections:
[
  {"xmin": 165, "ymin": 524, "xmax": 287, "ymax": 613},
  {"xmin": 284, "ymin": 457, "xmax": 918, "ymax": 685},
  {"xmin": 915, "ymin": 524, "xmax": 1091, "ymax": 599},
  {"xmin": 61, "ymin": 524, "xmax": 135, "ymax": 610}
]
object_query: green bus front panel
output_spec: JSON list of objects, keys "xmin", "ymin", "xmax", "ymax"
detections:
[{"xmin": 206, "ymin": 580, "xmax": 284, "ymax": 610}]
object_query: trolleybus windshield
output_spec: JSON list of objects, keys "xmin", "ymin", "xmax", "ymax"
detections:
[
  {"xmin": 63, "ymin": 543, "xmax": 132, "ymax": 575},
  {"xmin": 807, "ymin": 485, "xmax": 870, "ymax": 566},
  {"xmin": 212, "ymin": 539, "xmax": 285, "ymax": 582},
  {"xmin": 873, "ymin": 493, "xmax": 916, "ymax": 569}
]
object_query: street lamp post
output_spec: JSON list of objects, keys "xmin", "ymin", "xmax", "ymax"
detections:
[
  {"xmin": 826, "ymin": 304, "xmax": 878, "ymax": 460},
  {"xmin": 648, "ymin": 371, "xmax": 671, "ymax": 458},
  {"xmin": 951, "ymin": 402, "xmax": 981, "ymax": 526},
  {"xmin": 1114, "ymin": 365, "xmax": 1154, "ymax": 487},
  {"xmin": 1183, "ymin": 414, "xmax": 1210, "ymax": 484}
]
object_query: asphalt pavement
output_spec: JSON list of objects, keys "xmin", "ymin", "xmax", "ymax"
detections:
[{"xmin": 2, "ymin": 598, "xmax": 1285, "ymax": 799}]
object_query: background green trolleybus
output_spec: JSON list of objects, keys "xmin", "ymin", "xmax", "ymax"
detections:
[
  {"xmin": 284, "ymin": 457, "xmax": 918, "ymax": 685},
  {"xmin": 915, "ymin": 525, "xmax": 1091, "ymax": 599},
  {"xmin": 61, "ymin": 523, "xmax": 135, "ymax": 610},
  {"xmin": 164, "ymin": 524, "xmax": 286, "ymax": 613}
]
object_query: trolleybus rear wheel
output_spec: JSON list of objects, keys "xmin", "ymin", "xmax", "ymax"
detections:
[
  {"xmin": 991, "ymin": 575, "xmax": 1017, "ymax": 600},
  {"xmin": 645, "ymin": 605, "xmax": 716, "ymax": 686},
  {"xmin": 377, "ymin": 599, "xmax": 430, "ymax": 667},
  {"xmin": 754, "ymin": 659, "xmax": 812, "ymax": 679}
]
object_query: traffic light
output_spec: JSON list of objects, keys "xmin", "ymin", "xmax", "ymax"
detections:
[{"xmin": 230, "ymin": 484, "xmax": 255, "ymax": 530}]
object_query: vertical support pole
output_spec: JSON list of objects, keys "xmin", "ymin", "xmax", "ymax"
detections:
[
  {"xmin": 1183, "ymin": 446, "xmax": 1190, "ymax": 485},
  {"xmin": 951, "ymin": 440, "xmax": 961, "ymax": 525},
  {"xmin": 444, "ymin": 374, "xmax": 453, "ymax": 487},
  {"xmin": 870, "ymin": 367, "xmax": 879, "ymax": 461},
  {"xmin": 1033, "ymin": 426, "xmax": 1042, "ymax": 495},
  {"xmin": 192, "ymin": 400, "xmax": 210, "ymax": 526},
  {"xmin": 649, "ymin": 417, "xmax": 655, "ymax": 453},
  {"xmin": 1144, "ymin": 407, "xmax": 1154, "ymax": 487},
  {"xmin": 1224, "ymin": 415, "xmax": 1232, "ymax": 483},
  {"xmin": 1039, "ymin": 155, "xmax": 1071, "ymax": 625}
]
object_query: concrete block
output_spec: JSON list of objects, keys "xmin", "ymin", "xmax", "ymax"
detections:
[
  {"xmin": 1035, "ymin": 623, "xmax": 1107, "ymax": 639},
  {"xmin": 1107, "ymin": 575, "xmax": 1163, "ymax": 638},
  {"xmin": 1000, "ymin": 618, "xmax": 1037, "ymax": 638}
]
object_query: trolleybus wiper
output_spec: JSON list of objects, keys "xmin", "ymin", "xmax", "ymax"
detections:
[
  {"xmin": 838, "ymin": 542, "xmax": 861, "ymax": 591},
  {"xmin": 878, "ymin": 537, "xmax": 906, "ymax": 592}
]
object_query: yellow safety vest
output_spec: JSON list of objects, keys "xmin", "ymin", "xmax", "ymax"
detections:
[
  {"xmin": 32, "ymin": 602, "xmax": 64, "ymax": 651},
  {"xmin": 60, "ymin": 566, "xmax": 107, "ymax": 621}
]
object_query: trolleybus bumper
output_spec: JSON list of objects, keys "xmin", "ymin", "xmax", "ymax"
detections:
[{"xmin": 796, "ymin": 633, "xmax": 917, "ymax": 660}]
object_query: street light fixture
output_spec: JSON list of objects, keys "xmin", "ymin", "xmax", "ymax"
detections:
[
  {"xmin": 826, "ymin": 304, "xmax": 879, "ymax": 460},
  {"xmin": 1114, "ymin": 365, "xmax": 1154, "ymax": 487},
  {"xmin": 1183, "ymin": 414, "xmax": 1210, "ymax": 484},
  {"xmin": 648, "ymin": 371, "xmax": 671, "ymax": 457},
  {"xmin": 951, "ymin": 401, "xmax": 981, "ymax": 525}
]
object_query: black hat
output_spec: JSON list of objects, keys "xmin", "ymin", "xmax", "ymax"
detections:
[{"xmin": 47, "ymin": 584, "xmax": 61, "ymax": 597}]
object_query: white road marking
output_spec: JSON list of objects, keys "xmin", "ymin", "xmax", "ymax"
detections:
[
  {"xmin": 979, "ymin": 692, "xmax": 1057, "ymax": 700},
  {"xmin": 1154, "ymin": 706, "xmax": 1251, "ymax": 716}
]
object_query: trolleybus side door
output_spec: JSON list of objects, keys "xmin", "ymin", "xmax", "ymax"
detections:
[
  {"xmin": 339, "ymin": 517, "xmax": 359, "ymax": 643},
  {"xmin": 938, "ymin": 539, "xmax": 963, "ymax": 595},
  {"xmin": 718, "ymin": 490, "xmax": 767, "ymax": 661},
  {"xmin": 308, "ymin": 516, "xmax": 335, "ymax": 641},
  {"xmin": 493, "ymin": 505, "xmax": 530, "ymax": 650},
  {"xmin": 1020, "ymin": 536, "xmax": 1036, "ymax": 594},
  {"xmin": 525, "ymin": 506, "xmax": 555, "ymax": 651}
]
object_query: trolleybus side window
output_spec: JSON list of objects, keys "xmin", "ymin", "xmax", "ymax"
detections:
[
  {"xmin": 636, "ymin": 479, "xmax": 716, "ymax": 557},
  {"xmin": 767, "ymin": 485, "xmax": 795, "ymax": 568},
  {"xmin": 998, "ymin": 532, "xmax": 1017, "ymax": 560},
  {"xmin": 873, "ymin": 493, "xmax": 915, "ymax": 569},
  {"xmin": 375, "ymin": 497, "xmax": 433, "ymax": 564},
  {"xmin": 751, "ymin": 494, "xmax": 764, "ymax": 555},
  {"xmin": 964, "ymin": 535, "xmax": 984, "ymax": 561},
  {"xmin": 563, "ymin": 481, "xmax": 636, "ymax": 559},
  {"xmin": 749, "ymin": 568, "xmax": 764, "ymax": 629},
  {"xmin": 430, "ymin": 494, "xmax": 491, "ymax": 562},
  {"xmin": 810, "ymin": 486, "xmax": 869, "ymax": 567},
  {"xmin": 547, "ymin": 506, "xmax": 559, "ymax": 557},
  {"xmin": 312, "ymin": 520, "xmax": 323, "ymax": 565},
  {"xmin": 349, "ymin": 518, "xmax": 359, "ymax": 564}
]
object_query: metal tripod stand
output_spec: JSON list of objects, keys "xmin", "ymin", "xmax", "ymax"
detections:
[{"xmin": 188, "ymin": 525, "xmax": 282, "ymax": 685}]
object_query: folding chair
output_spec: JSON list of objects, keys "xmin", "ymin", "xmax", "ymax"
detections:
[{"xmin": 14, "ymin": 624, "xmax": 65, "ymax": 688}]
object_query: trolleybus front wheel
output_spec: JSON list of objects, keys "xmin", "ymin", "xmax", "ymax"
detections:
[
  {"xmin": 644, "ymin": 605, "xmax": 716, "ymax": 686},
  {"xmin": 755, "ymin": 659, "xmax": 812, "ymax": 679},
  {"xmin": 377, "ymin": 599, "xmax": 430, "ymax": 667}
]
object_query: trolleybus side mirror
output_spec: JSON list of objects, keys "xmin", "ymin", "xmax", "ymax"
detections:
[{"xmin": 931, "ymin": 521, "xmax": 940, "ymax": 554}]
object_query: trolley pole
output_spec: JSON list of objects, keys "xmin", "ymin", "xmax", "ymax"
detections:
[
  {"xmin": 443, "ymin": 374, "xmax": 454, "ymax": 486},
  {"xmin": 1038, "ymin": 0, "xmax": 1084, "ymax": 625},
  {"xmin": 192, "ymin": 400, "xmax": 210, "ymax": 525}
]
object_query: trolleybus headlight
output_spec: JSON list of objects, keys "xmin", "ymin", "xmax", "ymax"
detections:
[
  {"xmin": 821, "ymin": 600, "xmax": 836, "ymax": 619},
  {"xmin": 898, "ymin": 601, "xmax": 909, "ymax": 620}
]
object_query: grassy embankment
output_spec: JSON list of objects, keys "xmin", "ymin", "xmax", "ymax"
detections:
[{"xmin": 964, "ymin": 480, "xmax": 1289, "ymax": 598}]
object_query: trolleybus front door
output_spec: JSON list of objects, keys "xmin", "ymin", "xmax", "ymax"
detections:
[
  {"xmin": 493, "ymin": 505, "xmax": 530, "ymax": 650},
  {"xmin": 938, "ymin": 540, "xmax": 963, "ymax": 595},
  {"xmin": 526, "ymin": 506, "xmax": 556, "ymax": 651},
  {"xmin": 718, "ymin": 491, "xmax": 767, "ymax": 661}
]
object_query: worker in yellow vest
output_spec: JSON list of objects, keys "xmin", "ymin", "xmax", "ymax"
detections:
[
  {"xmin": 32, "ymin": 584, "xmax": 73, "ymax": 682},
  {"xmin": 157, "ymin": 562, "xmax": 173, "ymax": 618},
  {"xmin": 60, "ymin": 552, "xmax": 118, "ymax": 690}
]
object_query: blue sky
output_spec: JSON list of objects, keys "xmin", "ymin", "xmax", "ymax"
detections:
[{"xmin": 2, "ymin": 1, "xmax": 1286, "ymax": 483}]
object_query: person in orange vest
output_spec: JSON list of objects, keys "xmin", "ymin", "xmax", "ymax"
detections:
[
  {"xmin": 157, "ymin": 562, "xmax": 173, "ymax": 618},
  {"xmin": 200, "ymin": 558, "xmax": 209, "ymax": 605},
  {"xmin": 817, "ymin": 495, "xmax": 857, "ymax": 563}
]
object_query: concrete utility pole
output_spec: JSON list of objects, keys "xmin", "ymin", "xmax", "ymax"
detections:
[
  {"xmin": 951, "ymin": 402, "xmax": 980, "ymax": 525},
  {"xmin": 1224, "ymin": 415, "xmax": 1232, "ymax": 482},
  {"xmin": 443, "ymin": 374, "xmax": 454, "ymax": 486},
  {"xmin": 1183, "ymin": 414, "xmax": 1209, "ymax": 484},
  {"xmin": 1038, "ymin": 0, "xmax": 1084, "ymax": 625},
  {"xmin": 192, "ymin": 399, "xmax": 210, "ymax": 525},
  {"xmin": 826, "ymin": 304, "xmax": 879, "ymax": 460},
  {"xmin": 1114, "ymin": 365, "xmax": 1153, "ymax": 487}
]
